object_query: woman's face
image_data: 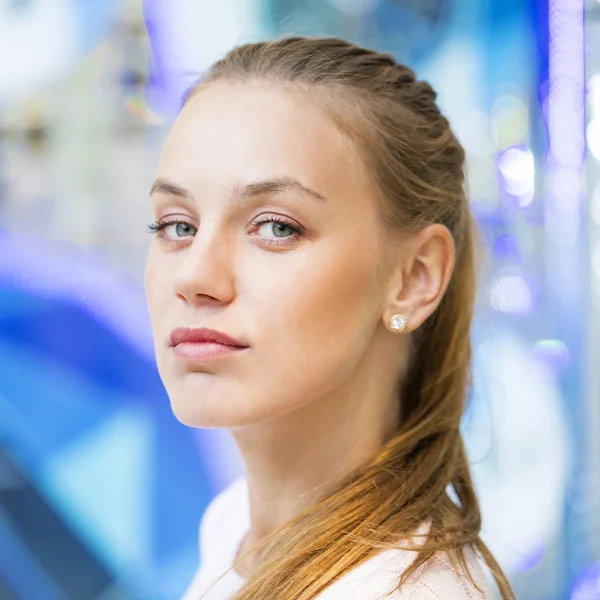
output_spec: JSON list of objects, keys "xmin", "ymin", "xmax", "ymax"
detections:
[{"xmin": 145, "ymin": 82, "xmax": 392, "ymax": 428}]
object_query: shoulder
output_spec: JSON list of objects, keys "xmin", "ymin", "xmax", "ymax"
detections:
[
  {"xmin": 198, "ymin": 476, "xmax": 249, "ymax": 560},
  {"xmin": 392, "ymin": 550, "xmax": 495, "ymax": 599},
  {"xmin": 200, "ymin": 475, "xmax": 247, "ymax": 528},
  {"xmin": 316, "ymin": 547, "xmax": 494, "ymax": 600},
  {"xmin": 182, "ymin": 478, "xmax": 248, "ymax": 600}
]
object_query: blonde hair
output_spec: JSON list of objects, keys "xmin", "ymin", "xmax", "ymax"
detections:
[{"xmin": 184, "ymin": 36, "xmax": 515, "ymax": 600}]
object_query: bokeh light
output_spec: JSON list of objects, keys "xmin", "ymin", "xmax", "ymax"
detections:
[
  {"xmin": 490, "ymin": 271, "xmax": 535, "ymax": 315},
  {"xmin": 588, "ymin": 119, "xmax": 600, "ymax": 162},
  {"xmin": 530, "ymin": 339, "xmax": 570, "ymax": 371},
  {"xmin": 570, "ymin": 563, "xmax": 600, "ymax": 600},
  {"xmin": 496, "ymin": 145, "xmax": 535, "ymax": 206}
]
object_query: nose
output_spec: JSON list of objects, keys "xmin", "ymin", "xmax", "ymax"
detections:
[{"xmin": 172, "ymin": 226, "xmax": 235, "ymax": 306}]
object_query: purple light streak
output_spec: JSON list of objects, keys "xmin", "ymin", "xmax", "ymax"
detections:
[{"xmin": 545, "ymin": 0, "xmax": 585, "ymax": 245}]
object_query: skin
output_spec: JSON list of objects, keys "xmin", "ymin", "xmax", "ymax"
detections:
[{"xmin": 144, "ymin": 81, "xmax": 455, "ymax": 577}]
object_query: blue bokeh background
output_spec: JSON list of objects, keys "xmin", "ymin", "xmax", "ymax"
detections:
[{"xmin": 1, "ymin": 1, "xmax": 599, "ymax": 599}]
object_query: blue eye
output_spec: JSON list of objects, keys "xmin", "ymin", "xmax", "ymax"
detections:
[
  {"xmin": 148, "ymin": 220, "xmax": 197, "ymax": 241},
  {"xmin": 257, "ymin": 221, "xmax": 295, "ymax": 238},
  {"xmin": 147, "ymin": 215, "xmax": 304, "ymax": 247},
  {"xmin": 251, "ymin": 215, "xmax": 303, "ymax": 246}
]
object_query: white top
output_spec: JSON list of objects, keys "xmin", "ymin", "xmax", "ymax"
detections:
[{"xmin": 181, "ymin": 476, "xmax": 494, "ymax": 600}]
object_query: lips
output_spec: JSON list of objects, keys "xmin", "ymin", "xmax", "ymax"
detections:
[{"xmin": 169, "ymin": 327, "xmax": 248, "ymax": 348}]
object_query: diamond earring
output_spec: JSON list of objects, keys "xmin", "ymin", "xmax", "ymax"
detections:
[{"xmin": 389, "ymin": 314, "xmax": 408, "ymax": 332}]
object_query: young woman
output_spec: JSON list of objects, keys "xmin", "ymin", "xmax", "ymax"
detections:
[{"xmin": 145, "ymin": 36, "xmax": 515, "ymax": 600}]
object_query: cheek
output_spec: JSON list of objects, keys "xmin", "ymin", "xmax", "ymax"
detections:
[
  {"xmin": 244, "ymin": 239, "xmax": 382, "ymax": 397},
  {"xmin": 264, "ymin": 239, "xmax": 381, "ymax": 335}
]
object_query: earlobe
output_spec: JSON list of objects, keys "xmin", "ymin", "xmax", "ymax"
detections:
[{"xmin": 388, "ymin": 313, "xmax": 408, "ymax": 333}]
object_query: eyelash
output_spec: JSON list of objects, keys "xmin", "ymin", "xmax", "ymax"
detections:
[{"xmin": 147, "ymin": 215, "xmax": 304, "ymax": 247}]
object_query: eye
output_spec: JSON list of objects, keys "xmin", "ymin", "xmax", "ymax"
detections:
[
  {"xmin": 147, "ymin": 215, "xmax": 304, "ymax": 247},
  {"xmin": 257, "ymin": 221, "xmax": 295, "ymax": 238},
  {"xmin": 147, "ymin": 219, "xmax": 197, "ymax": 242},
  {"xmin": 251, "ymin": 215, "xmax": 303, "ymax": 246}
]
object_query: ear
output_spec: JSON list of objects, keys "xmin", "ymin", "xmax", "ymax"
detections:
[{"xmin": 384, "ymin": 224, "xmax": 455, "ymax": 332}]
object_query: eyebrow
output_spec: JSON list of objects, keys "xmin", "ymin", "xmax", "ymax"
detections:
[{"xmin": 149, "ymin": 176, "xmax": 327, "ymax": 203}]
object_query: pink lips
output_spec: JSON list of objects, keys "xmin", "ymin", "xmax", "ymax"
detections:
[{"xmin": 169, "ymin": 327, "xmax": 249, "ymax": 361}]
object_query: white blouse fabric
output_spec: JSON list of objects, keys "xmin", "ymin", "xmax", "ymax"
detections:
[{"xmin": 181, "ymin": 476, "xmax": 495, "ymax": 600}]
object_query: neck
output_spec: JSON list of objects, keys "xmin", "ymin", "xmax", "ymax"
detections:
[{"xmin": 230, "ymin": 335, "xmax": 404, "ymax": 575}]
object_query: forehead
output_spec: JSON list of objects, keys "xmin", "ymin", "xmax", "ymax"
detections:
[{"xmin": 158, "ymin": 81, "xmax": 375, "ymax": 205}]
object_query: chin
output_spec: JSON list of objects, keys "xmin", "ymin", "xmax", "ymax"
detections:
[
  {"xmin": 159, "ymin": 367, "xmax": 310, "ymax": 429},
  {"xmin": 166, "ymin": 388, "xmax": 267, "ymax": 429}
]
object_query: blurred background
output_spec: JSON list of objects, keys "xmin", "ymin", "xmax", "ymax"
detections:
[{"xmin": 0, "ymin": 0, "xmax": 598, "ymax": 598}]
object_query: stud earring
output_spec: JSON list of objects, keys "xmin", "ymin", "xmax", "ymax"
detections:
[{"xmin": 389, "ymin": 313, "xmax": 408, "ymax": 332}]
